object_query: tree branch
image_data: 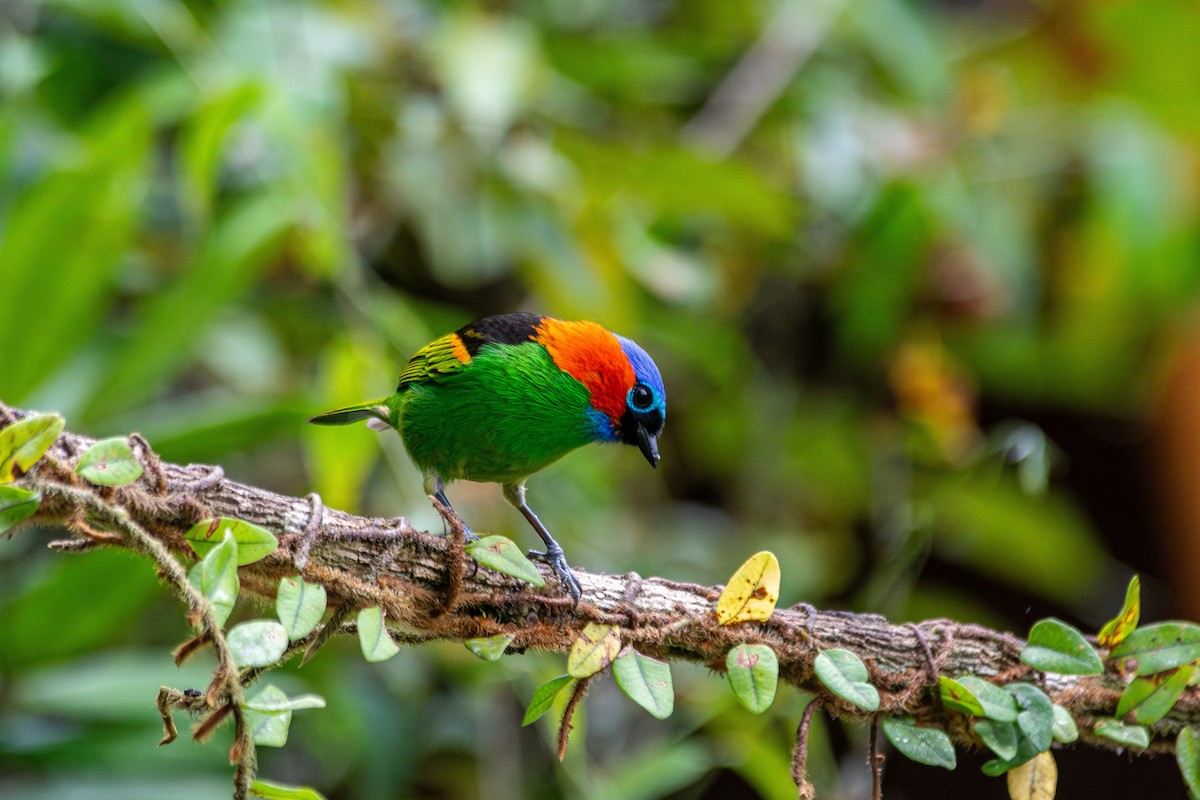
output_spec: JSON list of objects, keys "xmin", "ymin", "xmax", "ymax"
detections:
[{"xmin": 4, "ymin": 403, "xmax": 1197, "ymax": 769}]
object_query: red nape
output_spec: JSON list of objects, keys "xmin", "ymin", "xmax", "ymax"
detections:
[{"xmin": 535, "ymin": 319, "xmax": 634, "ymax": 423}]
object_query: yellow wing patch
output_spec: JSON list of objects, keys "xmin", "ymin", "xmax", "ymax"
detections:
[{"xmin": 397, "ymin": 333, "xmax": 472, "ymax": 388}]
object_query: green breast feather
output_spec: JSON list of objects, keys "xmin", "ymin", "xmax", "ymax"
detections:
[{"xmin": 391, "ymin": 341, "xmax": 595, "ymax": 484}]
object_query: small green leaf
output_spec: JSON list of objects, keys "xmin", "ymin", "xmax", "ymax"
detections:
[
  {"xmin": 228, "ymin": 620, "xmax": 288, "ymax": 668},
  {"xmin": 981, "ymin": 758, "xmax": 1017, "ymax": 777},
  {"xmin": 0, "ymin": 413, "xmax": 64, "ymax": 483},
  {"xmin": 1094, "ymin": 719, "xmax": 1150, "ymax": 749},
  {"xmin": 275, "ymin": 577, "xmax": 326, "ymax": 640},
  {"xmin": 1098, "ymin": 575, "xmax": 1141, "ymax": 648},
  {"xmin": 522, "ymin": 675, "xmax": 573, "ymax": 726},
  {"xmin": 975, "ymin": 719, "xmax": 1019, "ymax": 760},
  {"xmin": 613, "ymin": 650, "xmax": 674, "ymax": 719},
  {"xmin": 1116, "ymin": 665, "xmax": 1194, "ymax": 725},
  {"xmin": 725, "ymin": 644, "xmax": 779, "ymax": 714},
  {"xmin": 184, "ymin": 517, "xmax": 278, "ymax": 565},
  {"xmin": 567, "ymin": 622, "xmax": 621, "ymax": 678},
  {"xmin": 1051, "ymin": 705, "xmax": 1078, "ymax": 743},
  {"xmin": 1177, "ymin": 727, "xmax": 1200, "ymax": 799},
  {"xmin": 75, "ymin": 436, "xmax": 143, "ymax": 486},
  {"xmin": 465, "ymin": 535, "xmax": 545, "ymax": 587},
  {"xmin": 464, "ymin": 633, "xmax": 515, "ymax": 662},
  {"xmin": 881, "ymin": 717, "xmax": 956, "ymax": 769},
  {"xmin": 357, "ymin": 607, "xmax": 400, "ymax": 662},
  {"xmin": 979, "ymin": 714, "xmax": 1056, "ymax": 777},
  {"xmin": 243, "ymin": 684, "xmax": 326, "ymax": 713},
  {"xmin": 1020, "ymin": 618, "xmax": 1103, "ymax": 675},
  {"xmin": 813, "ymin": 649, "xmax": 880, "ymax": 712},
  {"xmin": 939, "ymin": 676, "xmax": 985, "ymax": 716},
  {"xmin": 250, "ymin": 779, "xmax": 327, "ymax": 800},
  {"xmin": 1008, "ymin": 683, "xmax": 1054, "ymax": 753},
  {"xmin": 956, "ymin": 676, "xmax": 1019, "ymax": 722},
  {"xmin": 187, "ymin": 530, "xmax": 239, "ymax": 627},
  {"xmin": 1109, "ymin": 622, "xmax": 1200, "ymax": 676},
  {"xmin": 243, "ymin": 685, "xmax": 293, "ymax": 747},
  {"xmin": 1114, "ymin": 681, "xmax": 1155, "ymax": 719},
  {"xmin": 243, "ymin": 684, "xmax": 285, "ymax": 710},
  {"xmin": 0, "ymin": 485, "xmax": 39, "ymax": 534}
]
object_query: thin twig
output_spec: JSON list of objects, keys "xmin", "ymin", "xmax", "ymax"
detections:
[
  {"xmin": 45, "ymin": 482, "xmax": 254, "ymax": 800},
  {"xmin": 793, "ymin": 697, "xmax": 822, "ymax": 800},
  {"xmin": 429, "ymin": 494, "xmax": 467, "ymax": 617},
  {"xmin": 870, "ymin": 714, "xmax": 884, "ymax": 800},
  {"xmin": 557, "ymin": 677, "xmax": 591, "ymax": 761},
  {"xmin": 302, "ymin": 605, "xmax": 356, "ymax": 666}
]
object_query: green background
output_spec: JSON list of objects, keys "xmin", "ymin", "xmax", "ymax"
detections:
[{"xmin": 2, "ymin": 0, "xmax": 1199, "ymax": 797}]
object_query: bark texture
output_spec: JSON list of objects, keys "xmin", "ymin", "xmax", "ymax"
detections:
[{"xmin": 4, "ymin": 404, "xmax": 1197, "ymax": 760}]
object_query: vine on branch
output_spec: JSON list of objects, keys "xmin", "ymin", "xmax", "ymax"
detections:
[{"xmin": 4, "ymin": 403, "xmax": 1200, "ymax": 800}]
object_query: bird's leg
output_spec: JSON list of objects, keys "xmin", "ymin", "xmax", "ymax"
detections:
[
  {"xmin": 428, "ymin": 476, "xmax": 476, "ymax": 542},
  {"xmin": 503, "ymin": 482, "xmax": 583, "ymax": 603},
  {"xmin": 518, "ymin": 503, "xmax": 583, "ymax": 604}
]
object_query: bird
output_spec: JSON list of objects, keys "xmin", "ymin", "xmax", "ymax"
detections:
[{"xmin": 308, "ymin": 312, "xmax": 667, "ymax": 602}]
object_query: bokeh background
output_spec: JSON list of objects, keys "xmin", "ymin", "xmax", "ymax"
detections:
[{"xmin": 3, "ymin": 0, "xmax": 1200, "ymax": 797}]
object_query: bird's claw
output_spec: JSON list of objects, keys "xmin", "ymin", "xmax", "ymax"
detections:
[{"xmin": 528, "ymin": 547, "xmax": 582, "ymax": 604}]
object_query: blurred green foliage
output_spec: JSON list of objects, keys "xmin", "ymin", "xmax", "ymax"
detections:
[{"xmin": 3, "ymin": 0, "xmax": 1200, "ymax": 797}]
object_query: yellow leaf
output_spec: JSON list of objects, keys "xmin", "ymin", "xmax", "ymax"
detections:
[
  {"xmin": 716, "ymin": 551, "xmax": 781, "ymax": 625},
  {"xmin": 1007, "ymin": 751, "xmax": 1057, "ymax": 800},
  {"xmin": 0, "ymin": 413, "xmax": 64, "ymax": 484},
  {"xmin": 1097, "ymin": 575, "xmax": 1140, "ymax": 648},
  {"xmin": 567, "ymin": 623, "xmax": 621, "ymax": 678}
]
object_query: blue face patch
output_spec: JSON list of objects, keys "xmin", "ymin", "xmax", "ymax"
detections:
[{"xmin": 617, "ymin": 336, "xmax": 666, "ymax": 415}]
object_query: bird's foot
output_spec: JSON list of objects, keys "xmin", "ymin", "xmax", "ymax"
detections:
[{"xmin": 528, "ymin": 546, "xmax": 583, "ymax": 604}]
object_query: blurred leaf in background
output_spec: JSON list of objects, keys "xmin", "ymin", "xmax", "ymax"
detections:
[{"xmin": 3, "ymin": 0, "xmax": 1200, "ymax": 797}]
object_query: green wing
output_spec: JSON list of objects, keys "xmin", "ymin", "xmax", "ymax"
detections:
[
  {"xmin": 308, "ymin": 333, "xmax": 472, "ymax": 427},
  {"xmin": 396, "ymin": 332, "xmax": 472, "ymax": 388}
]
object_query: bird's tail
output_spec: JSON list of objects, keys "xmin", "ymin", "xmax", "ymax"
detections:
[{"xmin": 308, "ymin": 397, "xmax": 392, "ymax": 427}]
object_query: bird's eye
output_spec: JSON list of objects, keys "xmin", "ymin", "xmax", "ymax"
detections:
[{"xmin": 630, "ymin": 383, "xmax": 655, "ymax": 410}]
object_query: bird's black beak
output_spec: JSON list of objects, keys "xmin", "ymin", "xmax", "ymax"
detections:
[{"xmin": 636, "ymin": 423, "xmax": 660, "ymax": 468}]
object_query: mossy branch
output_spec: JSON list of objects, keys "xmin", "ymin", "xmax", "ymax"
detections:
[{"xmin": 4, "ymin": 404, "xmax": 1198, "ymax": 778}]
